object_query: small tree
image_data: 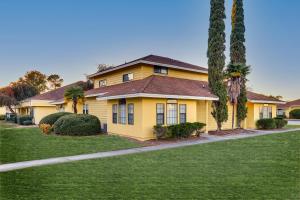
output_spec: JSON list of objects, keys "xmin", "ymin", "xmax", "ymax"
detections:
[
  {"xmin": 0, "ymin": 86, "xmax": 18, "ymax": 113},
  {"xmin": 64, "ymin": 86, "xmax": 84, "ymax": 114},
  {"xmin": 47, "ymin": 74, "xmax": 63, "ymax": 90},
  {"xmin": 225, "ymin": 63, "xmax": 250, "ymax": 129}
]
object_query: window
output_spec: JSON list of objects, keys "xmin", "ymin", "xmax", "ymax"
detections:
[
  {"xmin": 118, "ymin": 99, "xmax": 126, "ymax": 124},
  {"xmin": 99, "ymin": 79, "xmax": 107, "ymax": 87},
  {"xmin": 83, "ymin": 104, "xmax": 89, "ymax": 114},
  {"xmin": 123, "ymin": 73, "xmax": 133, "ymax": 82},
  {"xmin": 112, "ymin": 104, "xmax": 118, "ymax": 124},
  {"xmin": 259, "ymin": 106, "xmax": 272, "ymax": 119},
  {"xmin": 128, "ymin": 104, "xmax": 134, "ymax": 125},
  {"xmin": 167, "ymin": 103, "xmax": 177, "ymax": 125},
  {"xmin": 154, "ymin": 66, "xmax": 168, "ymax": 74},
  {"xmin": 156, "ymin": 104, "xmax": 165, "ymax": 125},
  {"xmin": 179, "ymin": 104, "xmax": 187, "ymax": 123}
]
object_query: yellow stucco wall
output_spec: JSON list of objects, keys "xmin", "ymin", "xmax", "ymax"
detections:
[
  {"xmin": 33, "ymin": 106, "xmax": 57, "ymax": 124},
  {"xmin": 246, "ymin": 103, "xmax": 277, "ymax": 129},
  {"xmin": 0, "ymin": 107, "xmax": 6, "ymax": 115},
  {"xmin": 107, "ymin": 98, "xmax": 206, "ymax": 140},
  {"xmin": 92, "ymin": 64, "xmax": 208, "ymax": 88},
  {"xmin": 85, "ymin": 97, "xmax": 108, "ymax": 127}
]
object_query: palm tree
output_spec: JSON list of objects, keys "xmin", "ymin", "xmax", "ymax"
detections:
[
  {"xmin": 64, "ymin": 86, "xmax": 84, "ymax": 114},
  {"xmin": 225, "ymin": 63, "xmax": 250, "ymax": 129}
]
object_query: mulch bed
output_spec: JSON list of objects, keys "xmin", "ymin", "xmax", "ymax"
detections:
[
  {"xmin": 127, "ymin": 135, "xmax": 207, "ymax": 147},
  {"xmin": 208, "ymin": 128, "xmax": 256, "ymax": 136}
]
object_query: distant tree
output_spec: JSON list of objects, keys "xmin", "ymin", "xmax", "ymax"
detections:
[
  {"xmin": 20, "ymin": 70, "xmax": 48, "ymax": 93},
  {"xmin": 225, "ymin": 63, "xmax": 250, "ymax": 129},
  {"xmin": 64, "ymin": 86, "xmax": 84, "ymax": 114},
  {"xmin": 47, "ymin": 74, "xmax": 63, "ymax": 90},
  {"xmin": 269, "ymin": 95, "xmax": 283, "ymax": 100},
  {"xmin": 97, "ymin": 64, "xmax": 114, "ymax": 72},
  {"xmin": 230, "ymin": 0, "xmax": 249, "ymax": 128},
  {"xmin": 0, "ymin": 86, "xmax": 17, "ymax": 113},
  {"xmin": 11, "ymin": 82, "xmax": 39, "ymax": 101},
  {"xmin": 207, "ymin": 0, "xmax": 228, "ymax": 131}
]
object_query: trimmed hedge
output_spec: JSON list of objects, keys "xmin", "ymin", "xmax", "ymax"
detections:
[
  {"xmin": 23, "ymin": 120, "xmax": 33, "ymax": 126},
  {"xmin": 274, "ymin": 118, "xmax": 288, "ymax": 129},
  {"xmin": 0, "ymin": 115, "xmax": 5, "ymax": 120},
  {"xmin": 53, "ymin": 114, "xmax": 101, "ymax": 136},
  {"xmin": 289, "ymin": 109, "xmax": 300, "ymax": 119},
  {"xmin": 17, "ymin": 115, "xmax": 33, "ymax": 125},
  {"xmin": 153, "ymin": 122, "xmax": 206, "ymax": 139},
  {"xmin": 39, "ymin": 112, "xmax": 72, "ymax": 126},
  {"xmin": 256, "ymin": 118, "xmax": 276, "ymax": 129}
]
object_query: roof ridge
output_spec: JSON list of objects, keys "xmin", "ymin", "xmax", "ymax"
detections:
[{"xmin": 140, "ymin": 75, "xmax": 156, "ymax": 93}]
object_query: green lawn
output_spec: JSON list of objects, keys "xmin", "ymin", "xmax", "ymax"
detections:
[
  {"xmin": 1, "ymin": 131, "xmax": 299, "ymax": 200},
  {"xmin": 0, "ymin": 121, "xmax": 140, "ymax": 164}
]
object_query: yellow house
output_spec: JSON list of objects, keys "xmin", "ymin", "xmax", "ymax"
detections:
[
  {"xmin": 0, "ymin": 106, "xmax": 6, "ymax": 115},
  {"xmin": 84, "ymin": 55, "xmax": 284, "ymax": 140},
  {"xmin": 277, "ymin": 99, "xmax": 300, "ymax": 118},
  {"xmin": 16, "ymin": 81, "xmax": 84, "ymax": 124}
]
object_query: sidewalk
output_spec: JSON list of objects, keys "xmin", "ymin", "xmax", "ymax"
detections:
[{"xmin": 1, "ymin": 128, "xmax": 299, "ymax": 173}]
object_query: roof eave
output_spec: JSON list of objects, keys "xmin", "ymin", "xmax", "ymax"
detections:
[
  {"xmin": 248, "ymin": 100, "xmax": 286, "ymax": 104},
  {"xmin": 96, "ymin": 93, "xmax": 218, "ymax": 101},
  {"xmin": 87, "ymin": 60, "xmax": 208, "ymax": 78}
]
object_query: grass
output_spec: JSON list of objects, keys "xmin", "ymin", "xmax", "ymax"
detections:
[
  {"xmin": 1, "ymin": 131, "xmax": 299, "ymax": 199},
  {"xmin": 285, "ymin": 124, "xmax": 300, "ymax": 129},
  {"xmin": 0, "ymin": 121, "xmax": 140, "ymax": 164},
  {"xmin": 0, "ymin": 120, "xmax": 16, "ymax": 129}
]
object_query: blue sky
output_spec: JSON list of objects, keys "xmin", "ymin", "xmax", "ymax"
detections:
[{"xmin": 0, "ymin": 0, "xmax": 299, "ymax": 100}]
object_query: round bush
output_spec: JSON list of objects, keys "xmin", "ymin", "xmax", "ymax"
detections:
[
  {"xmin": 256, "ymin": 119, "xmax": 276, "ymax": 129},
  {"xmin": 274, "ymin": 117, "xmax": 288, "ymax": 129},
  {"xmin": 53, "ymin": 114, "xmax": 101, "ymax": 136},
  {"xmin": 39, "ymin": 112, "xmax": 72, "ymax": 126},
  {"xmin": 289, "ymin": 109, "xmax": 300, "ymax": 119}
]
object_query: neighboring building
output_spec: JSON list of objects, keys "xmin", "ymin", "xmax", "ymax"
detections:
[
  {"xmin": 277, "ymin": 99, "xmax": 300, "ymax": 117},
  {"xmin": 85, "ymin": 55, "xmax": 284, "ymax": 140},
  {"xmin": 16, "ymin": 81, "xmax": 84, "ymax": 124},
  {"xmin": 0, "ymin": 106, "xmax": 6, "ymax": 115}
]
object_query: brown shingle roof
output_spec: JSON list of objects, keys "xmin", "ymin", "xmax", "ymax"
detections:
[
  {"xmin": 247, "ymin": 91, "xmax": 285, "ymax": 104},
  {"xmin": 278, "ymin": 98, "xmax": 300, "ymax": 109},
  {"xmin": 29, "ymin": 81, "xmax": 84, "ymax": 101},
  {"xmin": 88, "ymin": 55, "xmax": 208, "ymax": 78},
  {"xmin": 85, "ymin": 75, "xmax": 217, "ymax": 100}
]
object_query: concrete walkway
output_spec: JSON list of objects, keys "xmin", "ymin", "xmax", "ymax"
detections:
[{"xmin": 1, "ymin": 128, "xmax": 299, "ymax": 173}]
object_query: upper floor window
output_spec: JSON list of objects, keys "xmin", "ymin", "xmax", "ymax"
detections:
[
  {"xmin": 83, "ymin": 104, "xmax": 89, "ymax": 114},
  {"xmin": 123, "ymin": 73, "xmax": 133, "ymax": 82},
  {"xmin": 99, "ymin": 79, "xmax": 107, "ymax": 87},
  {"xmin": 154, "ymin": 66, "xmax": 168, "ymax": 75}
]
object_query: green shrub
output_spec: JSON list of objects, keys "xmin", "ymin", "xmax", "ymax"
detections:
[
  {"xmin": 274, "ymin": 117, "xmax": 288, "ymax": 129},
  {"xmin": 289, "ymin": 109, "xmax": 300, "ymax": 119},
  {"xmin": 53, "ymin": 114, "xmax": 101, "ymax": 136},
  {"xmin": 23, "ymin": 120, "xmax": 33, "ymax": 126},
  {"xmin": 154, "ymin": 122, "xmax": 206, "ymax": 139},
  {"xmin": 0, "ymin": 115, "xmax": 5, "ymax": 120},
  {"xmin": 153, "ymin": 125, "xmax": 169, "ymax": 139},
  {"xmin": 17, "ymin": 115, "xmax": 33, "ymax": 125},
  {"xmin": 39, "ymin": 112, "xmax": 72, "ymax": 126},
  {"xmin": 256, "ymin": 119, "xmax": 276, "ymax": 129}
]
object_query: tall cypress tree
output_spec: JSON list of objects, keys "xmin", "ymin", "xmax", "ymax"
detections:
[
  {"xmin": 207, "ymin": 0, "xmax": 228, "ymax": 131},
  {"xmin": 230, "ymin": 0, "xmax": 248, "ymax": 128}
]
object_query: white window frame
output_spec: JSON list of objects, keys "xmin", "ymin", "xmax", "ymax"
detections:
[
  {"xmin": 99, "ymin": 79, "xmax": 107, "ymax": 87},
  {"xmin": 123, "ymin": 73, "xmax": 133, "ymax": 82},
  {"xmin": 167, "ymin": 103, "xmax": 178, "ymax": 125}
]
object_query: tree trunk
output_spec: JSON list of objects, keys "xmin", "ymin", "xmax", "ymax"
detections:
[
  {"xmin": 217, "ymin": 122, "xmax": 222, "ymax": 131},
  {"xmin": 73, "ymin": 100, "xmax": 77, "ymax": 114},
  {"xmin": 232, "ymin": 103, "xmax": 235, "ymax": 129},
  {"xmin": 8, "ymin": 105, "xmax": 15, "ymax": 114}
]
